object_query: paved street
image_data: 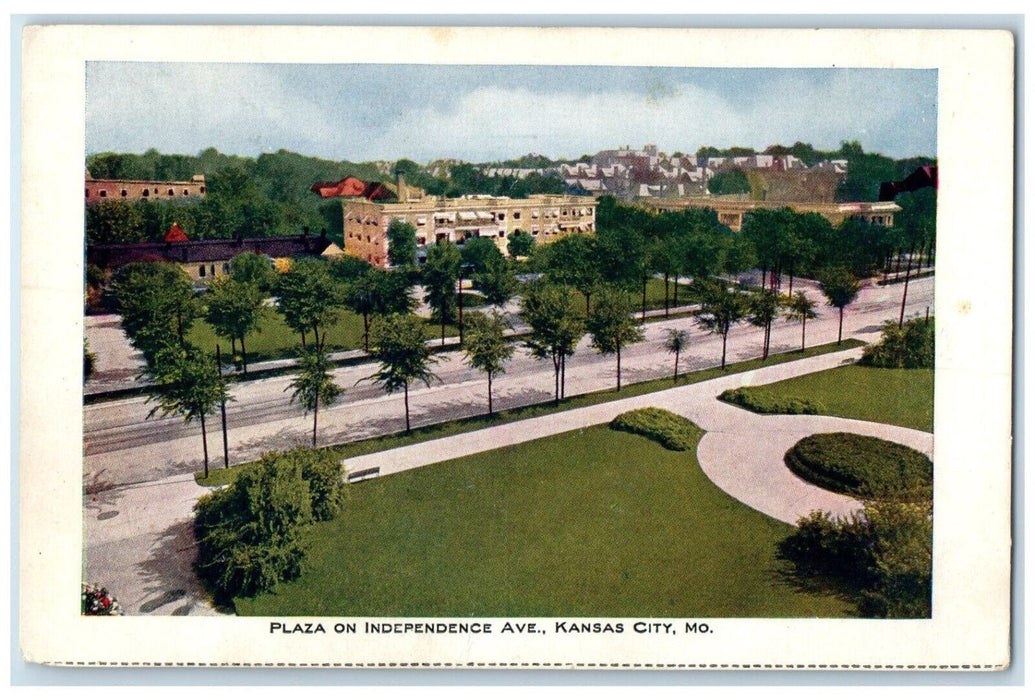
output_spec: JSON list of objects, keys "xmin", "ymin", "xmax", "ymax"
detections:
[{"xmin": 83, "ymin": 275, "xmax": 933, "ymax": 490}]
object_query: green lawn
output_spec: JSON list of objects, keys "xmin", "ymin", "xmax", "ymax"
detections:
[
  {"xmin": 235, "ymin": 425, "xmax": 853, "ymax": 617},
  {"xmin": 187, "ymin": 310, "xmax": 460, "ymax": 363},
  {"xmin": 726, "ymin": 365, "xmax": 933, "ymax": 432}
]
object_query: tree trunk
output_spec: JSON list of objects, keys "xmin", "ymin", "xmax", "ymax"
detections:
[
  {"xmin": 801, "ymin": 317, "xmax": 807, "ymax": 352},
  {"xmin": 487, "ymin": 373, "xmax": 493, "ymax": 416},
  {"xmin": 561, "ymin": 354, "xmax": 567, "ymax": 399},
  {"xmin": 441, "ymin": 313, "xmax": 446, "ymax": 346},
  {"xmin": 838, "ymin": 307, "xmax": 844, "ymax": 344},
  {"xmin": 404, "ymin": 382, "xmax": 411, "ymax": 432},
  {"xmin": 301, "ymin": 329, "xmax": 307, "ymax": 349},
  {"xmin": 762, "ymin": 322, "xmax": 769, "ymax": 360},
  {"xmin": 363, "ymin": 312, "xmax": 370, "ymax": 352},
  {"xmin": 200, "ymin": 412, "xmax": 210, "ymax": 480},
  {"xmin": 240, "ymin": 335, "xmax": 248, "ymax": 375},
  {"xmin": 584, "ymin": 293, "xmax": 591, "ymax": 318},
  {"xmin": 664, "ymin": 272, "xmax": 670, "ymax": 317},
  {"xmin": 616, "ymin": 344, "xmax": 622, "ymax": 392},
  {"xmin": 720, "ymin": 332, "xmax": 728, "ymax": 370},
  {"xmin": 673, "ymin": 348, "xmax": 680, "ymax": 382},
  {"xmin": 641, "ymin": 276, "xmax": 648, "ymax": 321},
  {"xmin": 553, "ymin": 354, "xmax": 560, "ymax": 405},
  {"xmin": 312, "ymin": 395, "xmax": 319, "ymax": 447}
]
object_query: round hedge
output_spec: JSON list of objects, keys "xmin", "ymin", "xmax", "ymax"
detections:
[{"xmin": 784, "ymin": 432, "xmax": 932, "ymax": 501}]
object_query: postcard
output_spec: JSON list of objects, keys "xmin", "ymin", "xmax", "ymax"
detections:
[{"xmin": 19, "ymin": 24, "xmax": 1013, "ymax": 669}]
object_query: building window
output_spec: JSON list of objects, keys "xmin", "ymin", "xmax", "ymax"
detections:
[
  {"xmin": 210, "ymin": 264, "xmax": 216, "ymax": 276},
  {"xmin": 199, "ymin": 265, "xmax": 206, "ymax": 278},
  {"xmin": 99, "ymin": 190, "xmax": 107, "ymax": 198},
  {"xmin": 200, "ymin": 187, "xmax": 206, "ymax": 194},
  {"xmin": 168, "ymin": 189, "xmax": 175, "ymax": 196},
  {"xmin": 85, "ymin": 189, "xmax": 89, "ymax": 198},
  {"xmin": 222, "ymin": 263, "xmax": 230, "ymax": 273},
  {"xmin": 121, "ymin": 189, "xmax": 127, "ymax": 197},
  {"xmin": 142, "ymin": 189, "xmax": 149, "ymax": 197},
  {"xmin": 513, "ymin": 212, "xmax": 520, "ymax": 220},
  {"xmin": 183, "ymin": 189, "xmax": 189, "ymax": 196},
  {"xmin": 497, "ymin": 212, "xmax": 505, "ymax": 221}
]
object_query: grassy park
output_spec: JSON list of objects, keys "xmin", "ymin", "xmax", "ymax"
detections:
[
  {"xmin": 235, "ymin": 425, "xmax": 853, "ymax": 617},
  {"xmin": 720, "ymin": 365, "xmax": 933, "ymax": 432}
]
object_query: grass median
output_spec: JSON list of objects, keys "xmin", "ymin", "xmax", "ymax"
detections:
[{"xmin": 719, "ymin": 364, "xmax": 933, "ymax": 432}]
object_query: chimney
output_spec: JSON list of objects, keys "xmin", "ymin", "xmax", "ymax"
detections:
[{"xmin": 396, "ymin": 169, "xmax": 408, "ymax": 202}]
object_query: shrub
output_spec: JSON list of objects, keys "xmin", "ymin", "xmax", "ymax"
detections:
[
  {"xmin": 719, "ymin": 387, "xmax": 825, "ymax": 415},
  {"xmin": 860, "ymin": 317, "xmax": 934, "ymax": 369},
  {"xmin": 272, "ymin": 448, "xmax": 345, "ymax": 521},
  {"xmin": 779, "ymin": 500, "xmax": 932, "ymax": 618},
  {"xmin": 784, "ymin": 432, "xmax": 932, "ymax": 501},
  {"xmin": 194, "ymin": 458, "xmax": 313, "ymax": 604},
  {"xmin": 609, "ymin": 407, "xmax": 702, "ymax": 451}
]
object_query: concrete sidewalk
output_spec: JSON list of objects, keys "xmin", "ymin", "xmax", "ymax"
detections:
[{"xmin": 343, "ymin": 346, "xmax": 934, "ymax": 524}]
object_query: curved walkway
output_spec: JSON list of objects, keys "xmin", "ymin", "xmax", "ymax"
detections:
[
  {"xmin": 346, "ymin": 346, "xmax": 934, "ymax": 526},
  {"xmin": 696, "ymin": 414, "xmax": 932, "ymax": 525}
]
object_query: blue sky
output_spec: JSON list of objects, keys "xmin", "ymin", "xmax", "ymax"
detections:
[{"xmin": 86, "ymin": 63, "xmax": 937, "ymax": 162}]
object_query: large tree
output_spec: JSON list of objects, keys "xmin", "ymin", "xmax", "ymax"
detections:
[
  {"xmin": 542, "ymin": 234, "xmax": 600, "ymax": 315},
  {"xmin": 519, "ymin": 280, "xmax": 585, "ymax": 404},
  {"xmin": 287, "ymin": 344, "xmax": 343, "ymax": 447},
  {"xmin": 586, "ymin": 285, "xmax": 645, "ymax": 391},
  {"xmin": 692, "ymin": 279, "xmax": 748, "ymax": 370},
  {"xmin": 387, "ymin": 219, "xmax": 418, "ymax": 269},
  {"xmin": 368, "ymin": 314, "xmax": 439, "ymax": 432},
  {"xmin": 229, "ymin": 251, "xmax": 277, "ymax": 293},
  {"xmin": 819, "ymin": 267, "xmax": 863, "ymax": 344},
  {"xmin": 111, "ymin": 261, "xmax": 200, "ymax": 366},
  {"xmin": 506, "ymin": 230, "xmax": 535, "ymax": 258},
  {"xmin": 204, "ymin": 276, "xmax": 266, "ymax": 374},
  {"xmin": 421, "ymin": 241, "xmax": 462, "ymax": 344},
  {"xmin": 461, "ymin": 311, "xmax": 514, "ymax": 416},
  {"xmin": 274, "ymin": 258, "xmax": 341, "ymax": 350},
  {"xmin": 143, "ymin": 345, "xmax": 230, "ymax": 479},
  {"xmin": 473, "ymin": 254, "xmax": 519, "ymax": 308}
]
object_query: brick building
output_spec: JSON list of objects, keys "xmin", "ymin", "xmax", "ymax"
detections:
[
  {"xmin": 315, "ymin": 174, "xmax": 598, "ymax": 268},
  {"xmin": 85, "ymin": 170, "xmax": 207, "ymax": 205},
  {"xmin": 87, "ymin": 226, "xmax": 342, "ymax": 283}
]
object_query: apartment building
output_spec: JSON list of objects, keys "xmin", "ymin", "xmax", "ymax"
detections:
[{"xmin": 327, "ymin": 175, "xmax": 597, "ymax": 268}]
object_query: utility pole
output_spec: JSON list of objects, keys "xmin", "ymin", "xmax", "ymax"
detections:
[{"xmin": 216, "ymin": 344, "xmax": 229, "ymax": 469}]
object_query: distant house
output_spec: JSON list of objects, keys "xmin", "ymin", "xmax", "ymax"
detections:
[{"xmin": 87, "ymin": 225, "xmax": 342, "ymax": 282}]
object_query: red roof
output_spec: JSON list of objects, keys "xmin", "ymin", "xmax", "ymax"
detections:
[
  {"xmin": 310, "ymin": 177, "xmax": 396, "ymax": 201},
  {"xmin": 164, "ymin": 223, "xmax": 189, "ymax": 242}
]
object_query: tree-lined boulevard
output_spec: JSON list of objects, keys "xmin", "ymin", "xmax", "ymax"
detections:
[{"xmin": 84, "ymin": 274, "xmax": 933, "ymax": 492}]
